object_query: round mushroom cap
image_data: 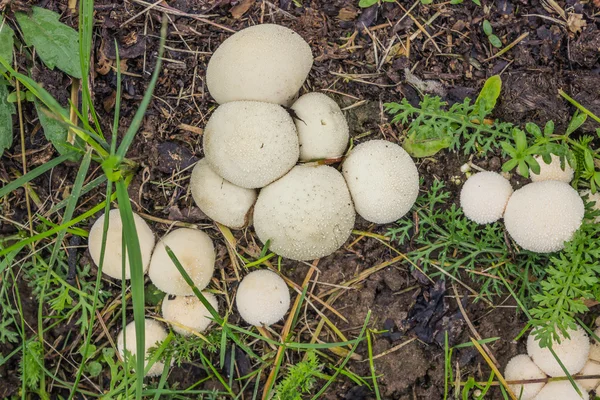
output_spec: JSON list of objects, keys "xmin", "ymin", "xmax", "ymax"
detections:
[
  {"xmin": 530, "ymin": 154, "xmax": 574, "ymax": 183},
  {"xmin": 527, "ymin": 325, "xmax": 590, "ymax": 377},
  {"xmin": 162, "ymin": 293, "xmax": 219, "ymax": 336},
  {"xmin": 235, "ymin": 270, "xmax": 290, "ymax": 326},
  {"xmin": 254, "ymin": 165, "xmax": 355, "ymax": 261},
  {"xmin": 532, "ymin": 381, "xmax": 588, "ymax": 400},
  {"xmin": 206, "ymin": 24, "xmax": 313, "ymax": 105},
  {"xmin": 504, "ymin": 181, "xmax": 584, "ymax": 253},
  {"xmin": 88, "ymin": 209, "xmax": 154, "ymax": 280},
  {"xmin": 203, "ymin": 101, "xmax": 299, "ymax": 189},
  {"xmin": 342, "ymin": 140, "xmax": 419, "ymax": 224},
  {"xmin": 190, "ymin": 159, "xmax": 257, "ymax": 229},
  {"xmin": 117, "ymin": 319, "xmax": 168, "ymax": 377},
  {"xmin": 460, "ymin": 171, "xmax": 514, "ymax": 224},
  {"xmin": 290, "ymin": 92, "xmax": 349, "ymax": 161},
  {"xmin": 504, "ymin": 355, "xmax": 547, "ymax": 400},
  {"xmin": 581, "ymin": 189, "xmax": 600, "ymax": 223},
  {"xmin": 578, "ymin": 327, "xmax": 600, "ymax": 391},
  {"xmin": 148, "ymin": 228, "xmax": 215, "ymax": 296}
]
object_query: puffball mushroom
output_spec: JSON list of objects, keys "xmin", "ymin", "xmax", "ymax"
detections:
[
  {"xmin": 532, "ymin": 381, "xmax": 589, "ymax": 400},
  {"xmin": 530, "ymin": 154, "xmax": 574, "ymax": 183},
  {"xmin": 253, "ymin": 165, "xmax": 355, "ymax": 261},
  {"xmin": 117, "ymin": 319, "xmax": 168, "ymax": 377},
  {"xmin": 203, "ymin": 101, "xmax": 299, "ymax": 189},
  {"xmin": 504, "ymin": 355, "xmax": 547, "ymax": 400},
  {"xmin": 527, "ymin": 325, "xmax": 590, "ymax": 377},
  {"xmin": 148, "ymin": 228, "xmax": 215, "ymax": 296},
  {"xmin": 190, "ymin": 159, "xmax": 257, "ymax": 229},
  {"xmin": 581, "ymin": 189, "xmax": 600, "ymax": 223},
  {"xmin": 290, "ymin": 92, "xmax": 349, "ymax": 161},
  {"xmin": 206, "ymin": 24, "xmax": 313, "ymax": 106},
  {"xmin": 88, "ymin": 208, "xmax": 154, "ymax": 280},
  {"xmin": 236, "ymin": 270, "xmax": 290, "ymax": 326},
  {"xmin": 342, "ymin": 140, "xmax": 419, "ymax": 224},
  {"xmin": 578, "ymin": 327, "xmax": 600, "ymax": 391},
  {"xmin": 504, "ymin": 181, "xmax": 584, "ymax": 253},
  {"xmin": 460, "ymin": 171, "xmax": 514, "ymax": 224},
  {"xmin": 162, "ymin": 293, "xmax": 219, "ymax": 336}
]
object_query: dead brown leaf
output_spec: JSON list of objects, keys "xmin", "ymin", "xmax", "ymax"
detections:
[
  {"xmin": 96, "ymin": 40, "xmax": 113, "ymax": 75},
  {"xmin": 337, "ymin": 6, "xmax": 359, "ymax": 21},
  {"xmin": 230, "ymin": 0, "xmax": 254, "ymax": 19},
  {"xmin": 567, "ymin": 13, "xmax": 587, "ymax": 34}
]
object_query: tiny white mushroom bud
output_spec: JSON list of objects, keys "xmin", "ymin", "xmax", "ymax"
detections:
[
  {"xmin": 162, "ymin": 293, "xmax": 219, "ymax": 336},
  {"xmin": 236, "ymin": 270, "xmax": 290, "ymax": 327},
  {"xmin": 460, "ymin": 163, "xmax": 471, "ymax": 173},
  {"xmin": 117, "ymin": 319, "xmax": 168, "ymax": 377},
  {"xmin": 531, "ymin": 380, "xmax": 588, "ymax": 400},
  {"xmin": 527, "ymin": 325, "xmax": 590, "ymax": 377},
  {"xmin": 460, "ymin": 171, "xmax": 514, "ymax": 224},
  {"xmin": 504, "ymin": 354, "xmax": 547, "ymax": 400},
  {"xmin": 88, "ymin": 209, "xmax": 155, "ymax": 280},
  {"xmin": 530, "ymin": 154, "xmax": 574, "ymax": 183}
]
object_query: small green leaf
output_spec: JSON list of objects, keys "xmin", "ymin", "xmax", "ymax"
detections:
[
  {"xmin": 145, "ymin": 283, "xmax": 166, "ymax": 306},
  {"xmin": 482, "ymin": 20, "xmax": 493, "ymax": 36},
  {"xmin": 526, "ymin": 123, "xmax": 542, "ymax": 139},
  {"xmin": 34, "ymin": 100, "xmax": 72, "ymax": 156},
  {"xmin": 502, "ymin": 158, "xmax": 519, "ymax": 172},
  {"xmin": 544, "ymin": 121, "xmax": 555, "ymax": 136},
  {"xmin": 514, "ymin": 129, "xmax": 528, "ymax": 152},
  {"xmin": 0, "ymin": 24, "xmax": 14, "ymax": 69},
  {"xmin": 500, "ymin": 141, "xmax": 516, "ymax": 156},
  {"xmin": 525, "ymin": 155, "xmax": 541, "ymax": 175},
  {"xmin": 584, "ymin": 150, "xmax": 595, "ymax": 172},
  {"xmin": 566, "ymin": 112, "xmax": 587, "ymax": 136},
  {"xmin": 474, "ymin": 75, "xmax": 501, "ymax": 116},
  {"xmin": 421, "ymin": 0, "xmax": 434, "ymax": 3},
  {"xmin": 6, "ymin": 91, "xmax": 17, "ymax": 102},
  {"xmin": 15, "ymin": 7, "xmax": 81, "ymax": 78},
  {"xmin": 488, "ymin": 35, "xmax": 502, "ymax": 48},
  {"xmin": 402, "ymin": 127, "xmax": 452, "ymax": 157},
  {"xmin": 518, "ymin": 160, "xmax": 529, "ymax": 177},
  {"xmin": 472, "ymin": 0, "xmax": 481, "ymax": 5},
  {"xmin": 0, "ymin": 80, "xmax": 15, "ymax": 156},
  {"xmin": 86, "ymin": 361, "xmax": 102, "ymax": 378},
  {"xmin": 450, "ymin": 0, "xmax": 463, "ymax": 3},
  {"xmin": 358, "ymin": 0, "xmax": 379, "ymax": 7},
  {"xmin": 25, "ymin": 91, "xmax": 35, "ymax": 102}
]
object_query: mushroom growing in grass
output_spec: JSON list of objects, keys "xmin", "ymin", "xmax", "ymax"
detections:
[
  {"xmin": 504, "ymin": 181, "xmax": 584, "ymax": 253},
  {"xmin": 236, "ymin": 270, "xmax": 290, "ymax": 327},
  {"xmin": 532, "ymin": 380, "xmax": 589, "ymax": 400},
  {"xmin": 504, "ymin": 354, "xmax": 547, "ymax": 400},
  {"xmin": 148, "ymin": 228, "xmax": 215, "ymax": 296},
  {"xmin": 253, "ymin": 165, "xmax": 355, "ymax": 261},
  {"xmin": 527, "ymin": 325, "xmax": 590, "ymax": 377},
  {"xmin": 206, "ymin": 24, "xmax": 313, "ymax": 106},
  {"xmin": 190, "ymin": 158, "xmax": 257, "ymax": 229},
  {"xmin": 162, "ymin": 293, "xmax": 219, "ymax": 336},
  {"xmin": 203, "ymin": 101, "xmax": 299, "ymax": 189},
  {"xmin": 117, "ymin": 319, "xmax": 168, "ymax": 377},
  {"xmin": 88, "ymin": 208, "xmax": 155, "ymax": 280},
  {"xmin": 342, "ymin": 140, "xmax": 419, "ymax": 224},
  {"xmin": 290, "ymin": 92, "xmax": 349, "ymax": 161},
  {"xmin": 460, "ymin": 171, "xmax": 514, "ymax": 224},
  {"xmin": 529, "ymin": 154, "xmax": 574, "ymax": 183}
]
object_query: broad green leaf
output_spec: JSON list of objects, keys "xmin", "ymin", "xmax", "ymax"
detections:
[
  {"xmin": 566, "ymin": 112, "xmax": 587, "ymax": 137},
  {"xmin": 15, "ymin": 7, "xmax": 82, "ymax": 78},
  {"xmin": 472, "ymin": 0, "xmax": 481, "ymax": 5},
  {"xmin": 358, "ymin": 0, "xmax": 378, "ymax": 7},
  {"xmin": 526, "ymin": 122, "xmax": 542, "ymax": 138},
  {"xmin": 482, "ymin": 20, "xmax": 493, "ymax": 36},
  {"xmin": 0, "ymin": 80, "xmax": 15, "ymax": 156},
  {"xmin": 474, "ymin": 75, "xmax": 501, "ymax": 116},
  {"xmin": 544, "ymin": 121, "xmax": 555, "ymax": 136},
  {"xmin": 0, "ymin": 24, "xmax": 14, "ymax": 69},
  {"xmin": 402, "ymin": 127, "xmax": 452, "ymax": 157},
  {"xmin": 488, "ymin": 35, "xmax": 502, "ymax": 48},
  {"xmin": 34, "ymin": 100, "xmax": 71, "ymax": 156}
]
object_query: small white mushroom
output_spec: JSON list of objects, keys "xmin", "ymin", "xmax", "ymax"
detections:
[
  {"xmin": 203, "ymin": 101, "xmax": 299, "ymax": 189},
  {"xmin": 190, "ymin": 158, "xmax": 257, "ymax": 229},
  {"xmin": 527, "ymin": 325, "xmax": 590, "ymax": 377},
  {"xmin": 530, "ymin": 154, "xmax": 574, "ymax": 183},
  {"xmin": 253, "ymin": 165, "xmax": 355, "ymax": 261},
  {"xmin": 148, "ymin": 228, "xmax": 215, "ymax": 296},
  {"xmin": 460, "ymin": 171, "xmax": 514, "ymax": 224},
  {"xmin": 117, "ymin": 319, "xmax": 168, "ymax": 377},
  {"xmin": 504, "ymin": 354, "xmax": 547, "ymax": 400},
  {"xmin": 88, "ymin": 209, "xmax": 155, "ymax": 280},
  {"xmin": 161, "ymin": 293, "xmax": 219, "ymax": 336},
  {"xmin": 290, "ymin": 92, "xmax": 349, "ymax": 161},
  {"xmin": 532, "ymin": 380, "xmax": 588, "ymax": 400},
  {"xmin": 504, "ymin": 181, "xmax": 584, "ymax": 253},
  {"xmin": 235, "ymin": 269, "xmax": 290, "ymax": 326},
  {"xmin": 206, "ymin": 24, "xmax": 313, "ymax": 105},
  {"xmin": 342, "ymin": 140, "xmax": 419, "ymax": 224}
]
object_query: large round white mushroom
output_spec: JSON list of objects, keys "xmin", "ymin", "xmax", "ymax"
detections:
[
  {"xmin": 235, "ymin": 269, "xmax": 290, "ymax": 326},
  {"xmin": 190, "ymin": 159, "xmax": 257, "ymax": 229},
  {"xmin": 254, "ymin": 165, "xmax": 355, "ymax": 261},
  {"xmin": 206, "ymin": 24, "xmax": 313, "ymax": 105},
  {"xmin": 88, "ymin": 208, "xmax": 155, "ymax": 280},
  {"xmin": 342, "ymin": 140, "xmax": 419, "ymax": 224},
  {"xmin": 460, "ymin": 171, "xmax": 514, "ymax": 224},
  {"xmin": 532, "ymin": 380, "xmax": 588, "ymax": 400},
  {"xmin": 117, "ymin": 319, "xmax": 168, "ymax": 377},
  {"xmin": 530, "ymin": 154, "xmax": 574, "ymax": 183},
  {"xmin": 291, "ymin": 92, "xmax": 349, "ymax": 161},
  {"xmin": 203, "ymin": 101, "xmax": 299, "ymax": 189},
  {"xmin": 504, "ymin": 354, "xmax": 547, "ymax": 400},
  {"xmin": 527, "ymin": 325, "xmax": 590, "ymax": 377},
  {"xmin": 162, "ymin": 293, "xmax": 219, "ymax": 336},
  {"xmin": 504, "ymin": 181, "xmax": 584, "ymax": 253},
  {"xmin": 148, "ymin": 228, "xmax": 215, "ymax": 296}
]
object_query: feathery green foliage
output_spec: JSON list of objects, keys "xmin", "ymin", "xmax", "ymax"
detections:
[{"xmin": 274, "ymin": 351, "xmax": 321, "ymax": 400}]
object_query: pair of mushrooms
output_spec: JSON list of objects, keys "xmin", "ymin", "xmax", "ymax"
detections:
[
  {"xmin": 460, "ymin": 154, "xmax": 584, "ymax": 253},
  {"xmin": 505, "ymin": 325, "xmax": 600, "ymax": 399}
]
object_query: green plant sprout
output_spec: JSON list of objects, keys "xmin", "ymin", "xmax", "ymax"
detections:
[{"xmin": 482, "ymin": 20, "xmax": 502, "ymax": 48}]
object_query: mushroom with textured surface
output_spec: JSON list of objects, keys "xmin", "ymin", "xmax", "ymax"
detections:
[
  {"xmin": 117, "ymin": 319, "xmax": 168, "ymax": 377},
  {"xmin": 577, "ymin": 327, "xmax": 600, "ymax": 391},
  {"xmin": 527, "ymin": 325, "xmax": 590, "ymax": 377},
  {"xmin": 236, "ymin": 269, "xmax": 290, "ymax": 327},
  {"xmin": 504, "ymin": 354, "xmax": 547, "ymax": 400},
  {"xmin": 532, "ymin": 380, "xmax": 588, "ymax": 400},
  {"xmin": 529, "ymin": 154, "xmax": 574, "ymax": 183},
  {"xmin": 162, "ymin": 293, "xmax": 219, "ymax": 336},
  {"xmin": 460, "ymin": 171, "xmax": 514, "ymax": 224}
]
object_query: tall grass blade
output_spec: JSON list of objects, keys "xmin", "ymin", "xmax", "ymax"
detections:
[{"xmin": 0, "ymin": 152, "xmax": 73, "ymax": 197}]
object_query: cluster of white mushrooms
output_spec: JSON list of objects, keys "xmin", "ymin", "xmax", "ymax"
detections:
[
  {"xmin": 86, "ymin": 24, "xmax": 421, "ymax": 377},
  {"xmin": 504, "ymin": 325, "xmax": 600, "ymax": 399}
]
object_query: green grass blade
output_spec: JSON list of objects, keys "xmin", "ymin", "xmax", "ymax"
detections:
[
  {"xmin": 0, "ymin": 152, "xmax": 72, "ymax": 198},
  {"xmin": 112, "ymin": 41, "xmax": 122, "ymax": 154}
]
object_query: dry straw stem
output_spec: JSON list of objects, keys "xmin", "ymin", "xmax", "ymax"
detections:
[{"xmin": 470, "ymin": 337, "xmax": 517, "ymax": 400}]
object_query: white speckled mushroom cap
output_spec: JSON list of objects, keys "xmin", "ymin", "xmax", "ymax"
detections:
[
  {"xmin": 504, "ymin": 181, "xmax": 584, "ymax": 253},
  {"xmin": 291, "ymin": 92, "xmax": 349, "ymax": 161},
  {"xmin": 527, "ymin": 325, "xmax": 590, "ymax": 377},
  {"xmin": 206, "ymin": 24, "xmax": 313, "ymax": 105},
  {"xmin": 190, "ymin": 159, "xmax": 257, "ymax": 229},
  {"xmin": 504, "ymin": 354, "xmax": 547, "ymax": 400},
  {"xmin": 148, "ymin": 228, "xmax": 215, "ymax": 296},
  {"xmin": 203, "ymin": 101, "xmax": 299, "ymax": 189},
  {"xmin": 88, "ymin": 209, "xmax": 155, "ymax": 280},
  {"xmin": 530, "ymin": 154, "xmax": 574, "ymax": 183},
  {"xmin": 161, "ymin": 293, "xmax": 218, "ymax": 336},
  {"xmin": 254, "ymin": 165, "xmax": 355, "ymax": 261},
  {"xmin": 235, "ymin": 269, "xmax": 290, "ymax": 326},
  {"xmin": 117, "ymin": 319, "xmax": 168, "ymax": 377},
  {"xmin": 342, "ymin": 140, "xmax": 419, "ymax": 224},
  {"xmin": 532, "ymin": 380, "xmax": 588, "ymax": 400},
  {"xmin": 460, "ymin": 171, "xmax": 514, "ymax": 224}
]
